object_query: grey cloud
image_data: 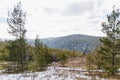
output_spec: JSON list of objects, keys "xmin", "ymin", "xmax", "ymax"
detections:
[
  {"xmin": 43, "ymin": 8, "xmax": 60, "ymax": 15},
  {"xmin": 88, "ymin": 19, "xmax": 100, "ymax": 24},
  {"xmin": 87, "ymin": 13, "xmax": 98, "ymax": 19},
  {"xmin": 62, "ymin": 1, "xmax": 95, "ymax": 16},
  {"xmin": 87, "ymin": 13, "xmax": 101, "ymax": 24},
  {"xmin": 60, "ymin": 30, "xmax": 68, "ymax": 32},
  {"xmin": 74, "ymin": 28, "xmax": 81, "ymax": 31}
]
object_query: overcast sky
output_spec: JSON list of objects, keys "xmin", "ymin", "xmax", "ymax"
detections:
[{"xmin": 0, "ymin": 0, "xmax": 120, "ymax": 39}]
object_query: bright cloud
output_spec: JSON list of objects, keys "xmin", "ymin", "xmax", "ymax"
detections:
[{"xmin": 0, "ymin": 0, "xmax": 120, "ymax": 39}]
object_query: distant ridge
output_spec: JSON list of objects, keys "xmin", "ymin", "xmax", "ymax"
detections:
[{"xmin": 28, "ymin": 34, "xmax": 102, "ymax": 53}]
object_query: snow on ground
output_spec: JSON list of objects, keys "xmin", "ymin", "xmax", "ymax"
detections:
[{"xmin": 0, "ymin": 67, "xmax": 107, "ymax": 80}]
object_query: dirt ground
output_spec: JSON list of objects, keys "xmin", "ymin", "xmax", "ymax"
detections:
[
  {"xmin": 50, "ymin": 56, "xmax": 86, "ymax": 69},
  {"xmin": 65, "ymin": 56, "xmax": 86, "ymax": 68}
]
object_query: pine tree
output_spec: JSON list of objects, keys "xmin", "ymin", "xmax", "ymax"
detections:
[
  {"xmin": 34, "ymin": 35, "xmax": 47, "ymax": 71},
  {"xmin": 6, "ymin": 40, "xmax": 19, "ymax": 62},
  {"xmin": 60, "ymin": 52, "xmax": 67, "ymax": 67},
  {"xmin": 44, "ymin": 45, "xmax": 52, "ymax": 64},
  {"xmin": 7, "ymin": 2, "xmax": 28, "ymax": 72},
  {"xmin": 98, "ymin": 6, "xmax": 120, "ymax": 75}
]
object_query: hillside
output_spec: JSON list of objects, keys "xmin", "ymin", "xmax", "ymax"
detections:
[{"xmin": 29, "ymin": 34, "xmax": 102, "ymax": 53}]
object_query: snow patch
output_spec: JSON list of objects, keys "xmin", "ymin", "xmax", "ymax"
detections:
[{"xmin": 0, "ymin": 67, "xmax": 107, "ymax": 80}]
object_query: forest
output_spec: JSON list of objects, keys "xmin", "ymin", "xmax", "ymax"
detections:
[{"xmin": 0, "ymin": 1, "xmax": 120, "ymax": 80}]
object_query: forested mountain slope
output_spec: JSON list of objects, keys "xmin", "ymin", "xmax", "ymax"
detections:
[{"xmin": 29, "ymin": 34, "xmax": 102, "ymax": 53}]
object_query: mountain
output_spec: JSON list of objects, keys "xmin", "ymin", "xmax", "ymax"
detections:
[{"xmin": 28, "ymin": 34, "xmax": 102, "ymax": 53}]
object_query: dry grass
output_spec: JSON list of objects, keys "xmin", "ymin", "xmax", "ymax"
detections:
[
  {"xmin": 49, "ymin": 56, "xmax": 86, "ymax": 68},
  {"xmin": 0, "ymin": 61, "xmax": 10, "ymax": 70},
  {"xmin": 65, "ymin": 56, "xmax": 85, "ymax": 68}
]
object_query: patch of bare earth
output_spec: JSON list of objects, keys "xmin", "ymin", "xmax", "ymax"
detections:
[
  {"xmin": 50, "ymin": 56, "xmax": 86, "ymax": 68},
  {"xmin": 65, "ymin": 56, "xmax": 85, "ymax": 68}
]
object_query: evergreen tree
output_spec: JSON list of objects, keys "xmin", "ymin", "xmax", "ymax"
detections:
[
  {"xmin": 34, "ymin": 35, "xmax": 50, "ymax": 70},
  {"xmin": 44, "ymin": 45, "xmax": 52, "ymax": 64},
  {"xmin": 60, "ymin": 52, "xmax": 67, "ymax": 67},
  {"xmin": 6, "ymin": 40, "xmax": 19, "ymax": 62},
  {"xmin": 7, "ymin": 2, "xmax": 28, "ymax": 72},
  {"xmin": 98, "ymin": 6, "xmax": 120, "ymax": 75}
]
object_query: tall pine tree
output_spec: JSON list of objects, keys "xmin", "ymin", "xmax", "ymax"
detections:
[
  {"xmin": 7, "ymin": 2, "xmax": 28, "ymax": 72},
  {"xmin": 34, "ymin": 35, "xmax": 51, "ymax": 71},
  {"xmin": 98, "ymin": 6, "xmax": 120, "ymax": 75}
]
